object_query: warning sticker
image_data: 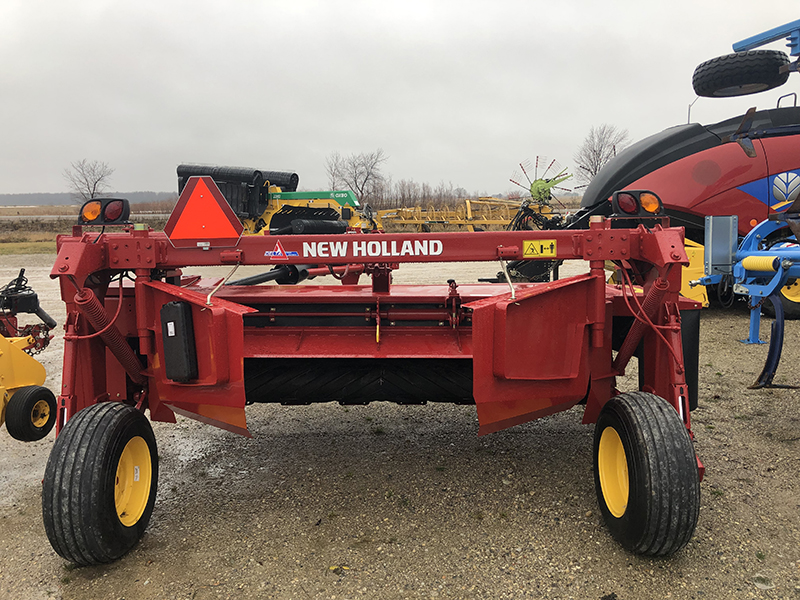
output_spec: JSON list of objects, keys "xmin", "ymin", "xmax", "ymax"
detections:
[{"xmin": 523, "ymin": 240, "xmax": 557, "ymax": 258}]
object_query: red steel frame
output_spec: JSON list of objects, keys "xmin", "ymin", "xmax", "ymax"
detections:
[{"xmin": 50, "ymin": 216, "xmax": 699, "ymax": 445}]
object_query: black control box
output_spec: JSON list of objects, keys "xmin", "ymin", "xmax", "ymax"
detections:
[{"xmin": 160, "ymin": 301, "xmax": 198, "ymax": 383}]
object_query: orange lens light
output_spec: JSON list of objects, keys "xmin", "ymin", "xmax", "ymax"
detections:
[
  {"xmin": 616, "ymin": 193, "xmax": 638, "ymax": 214},
  {"xmin": 81, "ymin": 201, "xmax": 102, "ymax": 222},
  {"xmin": 640, "ymin": 192, "xmax": 661, "ymax": 214}
]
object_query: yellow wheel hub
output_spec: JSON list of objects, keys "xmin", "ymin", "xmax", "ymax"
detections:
[
  {"xmin": 598, "ymin": 427, "xmax": 629, "ymax": 518},
  {"xmin": 781, "ymin": 279, "xmax": 800, "ymax": 303},
  {"xmin": 30, "ymin": 399, "xmax": 50, "ymax": 428},
  {"xmin": 115, "ymin": 436, "xmax": 152, "ymax": 527}
]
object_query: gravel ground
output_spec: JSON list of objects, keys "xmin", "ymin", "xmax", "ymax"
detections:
[{"xmin": 1, "ymin": 254, "xmax": 799, "ymax": 600}]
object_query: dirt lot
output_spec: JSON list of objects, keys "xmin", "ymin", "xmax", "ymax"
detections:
[{"xmin": 1, "ymin": 254, "xmax": 799, "ymax": 600}]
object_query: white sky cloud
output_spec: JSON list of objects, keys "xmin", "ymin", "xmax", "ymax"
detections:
[{"xmin": 1, "ymin": 0, "xmax": 797, "ymax": 195}]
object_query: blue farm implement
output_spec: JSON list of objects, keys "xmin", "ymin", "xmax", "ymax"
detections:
[{"xmin": 697, "ymin": 195, "xmax": 800, "ymax": 388}]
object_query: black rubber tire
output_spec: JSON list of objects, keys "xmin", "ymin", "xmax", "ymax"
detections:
[
  {"xmin": 593, "ymin": 392, "xmax": 700, "ymax": 556},
  {"xmin": 5, "ymin": 385, "xmax": 56, "ymax": 442},
  {"xmin": 779, "ymin": 279, "xmax": 800, "ymax": 318},
  {"xmin": 692, "ymin": 50, "xmax": 790, "ymax": 98},
  {"xmin": 42, "ymin": 402, "xmax": 158, "ymax": 565},
  {"xmin": 759, "ymin": 238, "xmax": 800, "ymax": 319},
  {"xmin": 762, "ymin": 280, "xmax": 800, "ymax": 319}
]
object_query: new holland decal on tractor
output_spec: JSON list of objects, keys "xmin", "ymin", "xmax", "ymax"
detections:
[{"xmin": 41, "ymin": 180, "xmax": 704, "ymax": 565}]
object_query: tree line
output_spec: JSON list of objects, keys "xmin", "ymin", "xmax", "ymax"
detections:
[
  {"xmin": 325, "ymin": 149, "xmax": 474, "ymax": 209},
  {"xmin": 62, "ymin": 124, "xmax": 629, "ymax": 211},
  {"xmin": 323, "ymin": 123, "xmax": 629, "ymax": 209}
]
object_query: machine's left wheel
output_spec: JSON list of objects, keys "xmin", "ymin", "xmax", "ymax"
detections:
[
  {"xmin": 594, "ymin": 392, "xmax": 699, "ymax": 556},
  {"xmin": 5, "ymin": 385, "xmax": 56, "ymax": 441},
  {"xmin": 42, "ymin": 402, "xmax": 158, "ymax": 565}
]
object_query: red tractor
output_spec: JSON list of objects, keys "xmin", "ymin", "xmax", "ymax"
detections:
[
  {"xmin": 574, "ymin": 104, "xmax": 800, "ymax": 313},
  {"xmin": 505, "ymin": 22, "xmax": 800, "ymax": 314},
  {"xmin": 573, "ymin": 22, "xmax": 800, "ymax": 315}
]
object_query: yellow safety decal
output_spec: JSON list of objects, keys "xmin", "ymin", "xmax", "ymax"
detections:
[{"xmin": 523, "ymin": 240, "xmax": 557, "ymax": 258}]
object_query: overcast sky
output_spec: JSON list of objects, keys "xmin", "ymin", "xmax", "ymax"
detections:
[{"xmin": 1, "ymin": 0, "xmax": 798, "ymax": 197}]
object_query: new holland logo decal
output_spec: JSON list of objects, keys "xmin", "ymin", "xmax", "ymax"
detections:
[
  {"xmin": 773, "ymin": 171, "xmax": 800, "ymax": 209},
  {"xmin": 265, "ymin": 240, "xmax": 299, "ymax": 260}
]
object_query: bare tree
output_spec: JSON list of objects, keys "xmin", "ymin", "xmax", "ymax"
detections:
[
  {"xmin": 324, "ymin": 149, "xmax": 388, "ymax": 202},
  {"xmin": 573, "ymin": 125, "xmax": 630, "ymax": 185},
  {"xmin": 63, "ymin": 159, "xmax": 115, "ymax": 203},
  {"xmin": 396, "ymin": 179, "xmax": 421, "ymax": 207},
  {"xmin": 325, "ymin": 151, "xmax": 345, "ymax": 190}
]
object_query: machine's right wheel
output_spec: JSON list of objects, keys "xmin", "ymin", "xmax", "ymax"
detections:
[
  {"xmin": 42, "ymin": 402, "xmax": 158, "ymax": 565},
  {"xmin": 594, "ymin": 392, "xmax": 699, "ymax": 556},
  {"xmin": 5, "ymin": 385, "xmax": 56, "ymax": 442},
  {"xmin": 692, "ymin": 50, "xmax": 790, "ymax": 97}
]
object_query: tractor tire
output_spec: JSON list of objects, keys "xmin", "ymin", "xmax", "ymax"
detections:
[
  {"xmin": 762, "ymin": 278, "xmax": 800, "ymax": 319},
  {"xmin": 42, "ymin": 402, "xmax": 158, "ymax": 565},
  {"xmin": 593, "ymin": 392, "xmax": 699, "ymax": 556},
  {"xmin": 761, "ymin": 239, "xmax": 800, "ymax": 319},
  {"xmin": 5, "ymin": 385, "xmax": 56, "ymax": 442},
  {"xmin": 692, "ymin": 50, "xmax": 790, "ymax": 98}
]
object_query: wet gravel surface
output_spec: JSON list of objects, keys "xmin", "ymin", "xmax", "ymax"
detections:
[{"xmin": 0, "ymin": 255, "xmax": 799, "ymax": 600}]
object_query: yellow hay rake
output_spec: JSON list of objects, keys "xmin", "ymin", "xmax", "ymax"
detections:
[{"xmin": 378, "ymin": 198, "xmax": 554, "ymax": 232}]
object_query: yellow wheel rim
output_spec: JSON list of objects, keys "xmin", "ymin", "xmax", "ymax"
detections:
[
  {"xmin": 30, "ymin": 400, "xmax": 51, "ymax": 429},
  {"xmin": 115, "ymin": 436, "xmax": 152, "ymax": 527},
  {"xmin": 782, "ymin": 279, "xmax": 800, "ymax": 303},
  {"xmin": 598, "ymin": 427, "xmax": 629, "ymax": 518}
]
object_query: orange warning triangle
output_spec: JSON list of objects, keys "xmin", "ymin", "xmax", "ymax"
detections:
[{"xmin": 164, "ymin": 177, "xmax": 243, "ymax": 248}]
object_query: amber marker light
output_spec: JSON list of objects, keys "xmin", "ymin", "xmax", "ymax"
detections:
[
  {"xmin": 80, "ymin": 200, "xmax": 102, "ymax": 222},
  {"xmin": 640, "ymin": 192, "xmax": 662, "ymax": 214},
  {"xmin": 77, "ymin": 197, "xmax": 131, "ymax": 225}
]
